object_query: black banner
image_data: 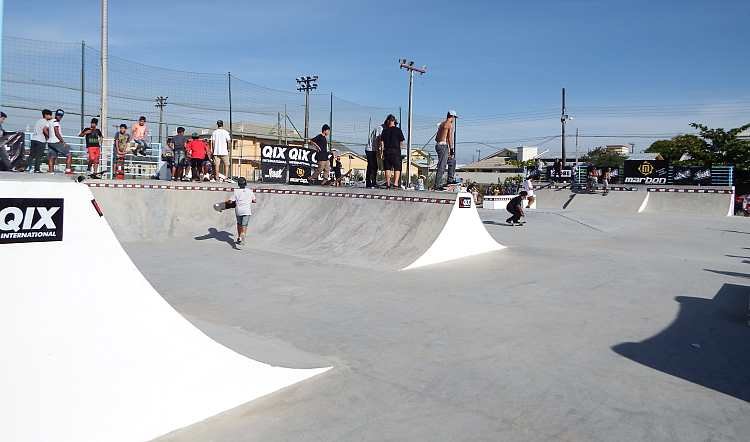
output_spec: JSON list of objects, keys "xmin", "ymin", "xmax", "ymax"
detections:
[
  {"xmin": 0, "ymin": 132, "xmax": 26, "ymax": 171},
  {"xmin": 0, "ymin": 198, "xmax": 64, "ymax": 244},
  {"xmin": 260, "ymin": 144, "xmax": 321, "ymax": 185},
  {"xmin": 546, "ymin": 166, "xmax": 573, "ymax": 180},
  {"xmin": 260, "ymin": 145, "xmax": 288, "ymax": 183},
  {"xmin": 671, "ymin": 166, "xmax": 711, "ymax": 185},
  {"xmin": 623, "ymin": 160, "xmax": 669, "ymax": 184}
]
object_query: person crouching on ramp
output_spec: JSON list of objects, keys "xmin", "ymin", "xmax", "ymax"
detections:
[
  {"xmin": 506, "ymin": 191, "xmax": 528, "ymax": 226},
  {"xmin": 227, "ymin": 177, "xmax": 256, "ymax": 249}
]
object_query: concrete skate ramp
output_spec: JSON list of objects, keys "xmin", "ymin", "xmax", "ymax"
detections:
[
  {"xmin": 641, "ymin": 191, "xmax": 733, "ymax": 217},
  {"xmin": 565, "ymin": 191, "xmax": 648, "ymax": 214},
  {"xmin": 89, "ymin": 184, "xmax": 236, "ymax": 242},
  {"xmin": 88, "ymin": 182, "xmax": 504, "ymax": 271},
  {"xmin": 0, "ymin": 178, "xmax": 329, "ymax": 442},
  {"xmin": 534, "ymin": 188, "xmax": 575, "ymax": 210},
  {"xmin": 250, "ymin": 188, "xmax": 503, "ymax": 270}
]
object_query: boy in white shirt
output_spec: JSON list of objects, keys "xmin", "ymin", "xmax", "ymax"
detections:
[{"xmin": 223, "ymin": 177, "xmax": 255, "ymax": 249}]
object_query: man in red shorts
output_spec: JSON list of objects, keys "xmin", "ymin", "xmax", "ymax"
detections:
[
  {"xmin": 186, "ymin": 133, "xmax": 208, "ymax": 182},
  {"xmin": 79, "ymin": 118, "xmax": 103, "ymax": 176}
]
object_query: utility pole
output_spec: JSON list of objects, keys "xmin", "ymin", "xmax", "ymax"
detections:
[
  {"xmin": 560, "ymin": 88, "xmax": 571, "ymax": 168},
  {"xmin": 277, "ymin": 112, "xmax": 282, "ymax": 145},
  {"xmin": 100, "ymin": 0, "xmax": 109, "ymax": 138},
  {"xmin": 80, "ymin": 41, "xmax": 85, "ymax": 131},
  {"xmin": 228, "ymin": 72, "xmax": 233, "ymax": 177},
  {"xmin": 329, "ymin": 92, "xmax": 333, "ymax": 147},
  {"xmin": 284, "ymin": 104, "xmax": 288, "ymax": 145},
  {"xmin": 575, "ymin": 128, "xmax": 579, "ymax": 164},
  {"xmin": 155, "ymin": 96, "xmax": 168, "ymax": 145},
  {"xmin": 399, "ymin": 58, "xmax": 427, "ymax": 188},
  {"xmin": 296, "ymin": 75, "xmax": 318, "ymax": 145}
]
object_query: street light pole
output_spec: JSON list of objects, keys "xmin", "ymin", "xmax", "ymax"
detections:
[
  {"xmin": 399, "ymin": 59, "xmax": 426, "ymax": 188},
  {"xmin": 100, "ymin": 0, "xmax": 109, "ymax": 138},
  {"xmin": 296, "ymin": 75, "xmax": 318, "ymax": 146},
  {"xmin": 155, "ymin": 96, "xmax": 168, "ymax": 145}
]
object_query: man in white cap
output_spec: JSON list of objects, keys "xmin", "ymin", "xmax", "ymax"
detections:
[
  {"xmin": 434, "ymin": 110, "xmax": 458, "ymax": 190},
  {"xmin": 211, "ymin": 120, "xmax": 231, "ymax": 179}
]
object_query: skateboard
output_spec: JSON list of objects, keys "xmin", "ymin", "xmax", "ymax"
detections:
[{"xmin": 213, "ymin": 200, "xmax": 237, "ymax": 212}]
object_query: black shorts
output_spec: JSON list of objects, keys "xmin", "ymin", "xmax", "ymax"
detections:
[
  {"xmin": 383, "ymin": 148, "xmax": 401, "ymax": 171},
  {"xmin": 191, "ymin": 158, "xmax": 203, "ymax": 169}
]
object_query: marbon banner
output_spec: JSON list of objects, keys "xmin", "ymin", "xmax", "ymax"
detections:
[
  {"xmin": 260, "ymin": 145, "xmax": 320, "ymax": 185},
  {"xmin": 623, "ymin": 160, "xmax": 669, "ymax": 184}
]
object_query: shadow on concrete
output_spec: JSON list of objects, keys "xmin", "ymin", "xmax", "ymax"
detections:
[
  {"xmin": 705, "ymin": 269, "xmax": 750, "ymax": 279},
  {"xmin": 720, "ymin": 230, "xmax": 750, "ymax": 235},
  {"xmin": 612, "ymin": 283, "xmax": 750, "ymax": 402},
  {"xmin": 562, "ymin": 193, "xmax": 576, "ymax": 209},
  {"xmin": 194, "ymin": 228, "xmax": 237, "ymax": 250},
  {"xmin": 725, "ymin": 255, "xmax": 750, "ymax": 260},
  {"xmin": 482, "ymin": 221, "xmax": 516, "ymax": 227}
]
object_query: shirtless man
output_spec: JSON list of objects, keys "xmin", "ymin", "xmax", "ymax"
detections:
[{"xmin": 434, "ymin": 110, "xmax": 457, "ymax": 190}]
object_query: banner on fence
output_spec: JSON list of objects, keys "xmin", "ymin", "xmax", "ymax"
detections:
[
  {"xmin": 671, "ymin": 166, "xmax": 712, "ymax": 185},
  {"xmin": 260, "ymin": 144, "xmax": 321, "ymax": 185},
  {"xmin": 623, "ymin": 160, "xmax": 669, "ymax": 184}
]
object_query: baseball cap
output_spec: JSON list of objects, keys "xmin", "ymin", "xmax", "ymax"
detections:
[
  {"xmin": 217, "ymin": 120, "xmax": 224, "ymax": 126},
  {"xmin": 191, "ymin": 132, "xmax": 199, "ymax": 138},
  {"xmin": 55, "ymin": 109, "xmax": 65, "ymax": 117},
  {"xmin": 448, "ymin": 110, "xmax": 458, "ymax": 118}
]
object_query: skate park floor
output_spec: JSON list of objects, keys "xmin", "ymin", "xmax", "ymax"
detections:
[{"xmin": 125, "ymin": 208, "xmax": 750, "ymax": 442}]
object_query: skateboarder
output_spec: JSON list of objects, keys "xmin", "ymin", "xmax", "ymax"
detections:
[
  {"xmin": 506, "ymin": 191, "xmax": 528, "ymax": 226},
  {"xmin": 228, "ymin": 177, "xmax": 256, "ymax": 249},
  {"xmin": 522, "ymin": 176, "xmax": 535, "ymax": 208}
]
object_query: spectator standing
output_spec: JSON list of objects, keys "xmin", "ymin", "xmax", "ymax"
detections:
[
  {"xmin": 211, "ymin": 120, "xmax": 231, "ymax": 179},
  {"xmin": 186, "ymin": 132, "xmax": 208, "ymax": 182},
  {"xmin": 365, "ymin": 125, "xmax": 381, "ymax": 188},
  {"xmin": 170, "ymin": 127, "xmax": 188, "ymax": 181},
  {"xmin": 79, "ymin": 118, "xmax": 103, "ymax": 176},
  {"xmin": 113, "ymin": 124, "xmax": 131, "ymax": 179},
  {"xmin": 131, "ymin": 116, "xmax": 149, "ymax": 156},
  {"xmin": 308, "ymin": 124, "xmax": 331, "ymax": 185},
  {"xmin": 522, "ymin": 176, "xmax": 535, "ymax": 208},
  {"xmin": 28, "ymin": 109, "xmax": 52, "ymax": 173},
  {"xmin": 47, "ymin": 109, "xmax": 72, "ymax": 174},
  {"xmin": 434, "ymin": 110, "xmax": 457, "ymax": 190},
  {"xmin": 0, "ymin": 111, "xmax": 10, "ymax": 171},
  {"xmin": 379, "ymin": 114, "xmax": 404, "ymax": 189},
  {"xmin": 553, "ymin": 159, "xmax": 562, "ymax": 182},
  {"xmin": 332, "ymin": 150, "xmax": 343, "ymax": 187},
  {"xmin": 602, "ymin": 167, "xmax": 611, "ymax": 193}
]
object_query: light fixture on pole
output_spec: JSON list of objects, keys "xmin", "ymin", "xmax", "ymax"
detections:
[
  {"xmin": 399, "ymin": 58, "xmax": 426, "ymax": 188},
  {"xmin": 296, "ymin": 75, "xmax": 318, "ymax": 145}
]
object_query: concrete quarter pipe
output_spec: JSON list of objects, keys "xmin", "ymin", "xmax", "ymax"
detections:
[
  {"xmin": 0, "ymin": 179, "xmax": 330, "ymax": 442},
  {"xmin": 89, "ymin": 183, "xmax": 505, "ymax": 271}
]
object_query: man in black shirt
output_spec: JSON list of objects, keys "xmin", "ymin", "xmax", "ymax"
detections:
[
  {"xmin": 378, "ymin": 114, "xmax": 404, "ymax": 189},
  {"xmin": 79, "ymin": 118, "xmax": 103, "ymax": 176},
  {"xmin": 506, "ymin": 191, "xmax": 528, "ymax": 225},
  {"xmin": 308, "ymin": 124, "xmax": 331, "ymax": 185}
]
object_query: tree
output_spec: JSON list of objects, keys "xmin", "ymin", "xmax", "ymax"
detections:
[
  {"xmin": 645, "ymin": 135, "xmax": 703, "ymax": 162},
  {"xmin": 688, "ymin": 123, "xmax": 750, "ymax": 171},
  {"xmin": 580, "ymin": 146, "xmax": 627, "ymax": 169}
]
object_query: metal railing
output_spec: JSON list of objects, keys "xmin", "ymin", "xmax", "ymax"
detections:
[{"xmin": 23, "ymin": 132, "xmax": 162, "ymax": 179}]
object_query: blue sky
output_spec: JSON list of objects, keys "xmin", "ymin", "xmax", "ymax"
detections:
[{"xmin": 4, "ymin": 0, "xmax": 750, "ymax": 158}]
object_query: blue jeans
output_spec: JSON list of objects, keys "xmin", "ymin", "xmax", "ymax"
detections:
[
  {"xmin": 435, "ymin": 143, "xmax": 449, "ymax": 188},
  {"xmin": 133, "ymin": 139, "xmax": 148, "ymax": 154}
]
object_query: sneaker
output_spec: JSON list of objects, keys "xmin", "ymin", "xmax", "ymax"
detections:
[
  {"xmin": 48, "ymin": 172, "xmax": 55, "ymax": 175},
  {"xmin": 65, "ymin": 169, "xmax": 73, "ymax": 175},
  {"xmin": 209, "ymin": 179, "xmax": 217, "ymax": 183},
  {"xmin": 506, "ymin": 219, "xmax": 513, "ymax": 225}
]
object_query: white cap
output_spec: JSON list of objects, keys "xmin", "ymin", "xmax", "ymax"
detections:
[{"xmin": 448, "ymin": 110, "xmax": 458, "ymax": 118}]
